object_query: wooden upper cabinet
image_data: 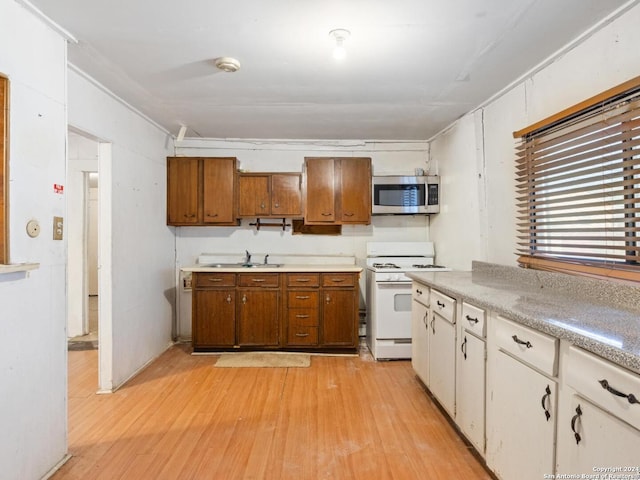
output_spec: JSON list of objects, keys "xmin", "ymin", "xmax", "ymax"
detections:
[
  {"xmin": 238, "ymin": 173, "xmax": 302, "ymax": 218},
  {"xmin": 304, "ymin": 158, "xmax": 336, "ymax": 223},
  {"xmin": 203, "ymin": 158, "xmax": 236, "ymax": 224},
  {"xmin": 304, "ymin": 157, "xmax": 371, "ymax": 225},
  {"xmin": 339, "ymin": 157, "xmax": 371, "ymax": 224},
  {"xmin": 167, "ymin": 157, "xmax": 199, "ymax": 225},
  {"xmin": 167, "ymin": 156, "xmax": 237, "ymax": 226}
]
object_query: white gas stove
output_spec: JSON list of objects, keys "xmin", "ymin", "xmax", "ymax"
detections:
[{"xmin": 365, "ymin": 241, "xmax": 451, "ymax": 360}]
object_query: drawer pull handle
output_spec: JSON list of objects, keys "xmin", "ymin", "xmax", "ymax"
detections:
[
  {"xmin": 251, "ymin": 278, "xmax": 266, "ymax": 282},
  {"xmin": 598, "ymin": 379, "xmax": 639, "ymax": 404},
  {"xmin": 330, "ymin": 278, "xmax": 345, "ymax": 282},
  {"xmin": 205, "ymin": 213, "xmax": 218, "ymax": 218},
  {"xmin": 321, "ymin": 212, "xmax": 332, "ymax": 216},
  {"xmin": 344, "ymin": 212, "xmax": 354, "ymax": 217},
  {"xmin": 296, "ymin": 314, "xmax": 310, "ymax": 318},
  {"xmin": 571, "ymin": 404, "xmax": 582, "ymax": 444},
  {"xmin": 436, "ymin": 300, "xmax": 445, "ymax": 308},
  {"xmin": 465, "ymin": 314, "xmax": 479, "ymax": 325},
  {"xmin": 461, "ymin": 336, "xmax": 467, "ymax": 360},
  {"xmin": 209, "ymin": 278, "xmax": 223, "ymax": 282},
  {"xmin": 296, "ymin": 333, "xmax": 310, "ymax": 337},
  {"xmin": 296, "ymin": 279, "xmax": 311, "ymax": 282},
  {"xmin": 541, "ymin": 385, "xmax": 551, "ymax": 421},
  {"xmin": 512, "ymin": 335, "xmax": 532, "ymax": 349},
  {"xmin": 295, "ymin": 295, "xmax": 310, "ymax": 299}
]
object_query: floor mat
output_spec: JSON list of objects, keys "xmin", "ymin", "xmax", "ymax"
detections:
[{"xmin": 214, "ymin": 352, "xmax": 310, "ymax": 368}]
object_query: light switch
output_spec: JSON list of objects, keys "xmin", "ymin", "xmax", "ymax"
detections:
[{"xmin": 53, "ymin": 216, "xmax": 63, "ymax": 240}]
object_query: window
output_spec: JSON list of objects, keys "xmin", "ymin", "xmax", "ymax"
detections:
[
  {"xmin": 514, "ymin": 76, "xmax": 640, "ymax": 282},
  {"xmin": 1, "ymin": 75, "xmax": 7, "ymax": 264}
]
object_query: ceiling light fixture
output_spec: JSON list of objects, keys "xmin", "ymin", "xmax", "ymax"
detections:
[
  {"xmin": 329, "ymin": 29, "xmax": 350, "ymax": 60},
  {"xmin": 214, "ymin": 57, "xmax": 241, "ymax": 73}
]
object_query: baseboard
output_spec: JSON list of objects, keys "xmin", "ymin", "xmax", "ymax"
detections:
[{"xmin": 41, "ymin": 453, "xmax": 72, "ymax": 479}]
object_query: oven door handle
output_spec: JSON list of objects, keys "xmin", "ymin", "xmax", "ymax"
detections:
[{"xmin": 376, "ymin": 282, "xmax": 411, "ymax": 286}]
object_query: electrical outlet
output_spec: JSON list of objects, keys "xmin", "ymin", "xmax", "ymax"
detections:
[{"xmin": 53, "ymin": 216, "xmax": 63, "ymax": 240}]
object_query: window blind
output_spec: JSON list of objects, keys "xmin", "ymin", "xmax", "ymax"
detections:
[{"xmin": 516, "ymin": 87, "xmax": 640, "ymax": 274}]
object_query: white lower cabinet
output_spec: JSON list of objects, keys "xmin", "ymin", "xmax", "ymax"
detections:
[
  {"xmin": 456, "ymin": 331, "xmax": 485, "ymax": 453},
  {"xmin": 557, "ymin": 396, "xmax": 640, "ymax": 474},
  {"xmin": 486, "ymin": 315, "xmax": 558, "ymax": 480},
  {"xmin": 411, "ymin": 282, "xmax": 430, "ymax": 385},
  {"xmin": 556, "ymin": 345, "xmax": 640, "ymax": 475},
  {"xmin": 428, "ymin": 289, "xmax": 457, "ymax": 417},
  {"xmin": 409, "ymin": 284, "xmax": 640, "ymax": 480},
  {"xmin": 429, "ymin": 312, "xmax": 456, "ymax": 416}
]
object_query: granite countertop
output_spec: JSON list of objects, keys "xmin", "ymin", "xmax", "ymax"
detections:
[
  {"xmin": 182, "ymin": 264, "xmax": 363, "ymax": 273},
  {"xmin": 407, "ymin": 262, "xmax": 640, "ymax": 375}
]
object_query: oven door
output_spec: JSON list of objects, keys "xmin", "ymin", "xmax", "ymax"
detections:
[{"xmin": 372, "ymin": 281, "xmax": 413, "ymax": 339}]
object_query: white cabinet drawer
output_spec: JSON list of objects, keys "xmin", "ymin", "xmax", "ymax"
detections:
[
  {"xmin": 495, "ymin": 315, "xmax": 558, "ymax": 376},
  {"xmin": 431, "ymin": 289, "xmax": 456, "ymax": 324},
  {"xmin": 462, "ymin": 302, "xmax": 486, "ymax": 338},
  {"xmin": 412, "ymin": 282, "xmax": 429, "ymax": 307},
  {"xmin": 566, "ymin": 346, "xmax": 640, "ymax": 431}
]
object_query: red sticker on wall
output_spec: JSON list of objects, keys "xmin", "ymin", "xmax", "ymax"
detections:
[{"xmin": 54, "ymin": 184, "xmax": 64, "ymax": 194}]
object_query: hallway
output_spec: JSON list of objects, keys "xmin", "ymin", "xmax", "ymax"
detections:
[{"xmin": 56, "ymin": 345, "xmax": 492, "ymax": 479}]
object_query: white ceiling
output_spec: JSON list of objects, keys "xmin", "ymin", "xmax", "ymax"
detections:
[{"xmin": 27, "ymin": 0, "xmax": 635, "ymax": 140}]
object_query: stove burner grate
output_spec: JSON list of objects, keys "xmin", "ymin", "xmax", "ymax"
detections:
[{"xmin": 372, "ymin": 262, "xmax": 400, "ymax": 269}]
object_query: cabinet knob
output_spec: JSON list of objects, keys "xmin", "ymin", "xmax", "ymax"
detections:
[
  {"xmin": 274, "ymin": 203, "xmax": 280, "ymax": 208},
  {"xmin": 260, "ymin": 203, "xmax": 266, "ymax": 209},
  {"xmin": 242, "ymin": 294, "xmax": 247, "ymax": 304},
  {"xmin": 226, "ymin": 295, "xmax": 232, "ymax": 303},
  {"xmin": 326, "ymin": 295, "xmax": 331, "ymax": 303}
]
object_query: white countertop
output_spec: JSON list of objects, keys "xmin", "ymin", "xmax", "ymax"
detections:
[{"xmin": 182, "ymin": 264, "xmax": 363, "ymax": 273}]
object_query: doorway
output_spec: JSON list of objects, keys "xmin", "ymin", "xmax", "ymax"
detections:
[{"xmin": 66, "ymin": 129, "xmax": 113, "ymax": 392}]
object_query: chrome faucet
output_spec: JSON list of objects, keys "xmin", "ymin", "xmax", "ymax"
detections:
[
  {"xmin": 244, "ymin": 250, "xmax": 251, "ymax": 264},
  {"xmin": 263, "ymin": 254, "xmax": 269, "ymax": 265}
]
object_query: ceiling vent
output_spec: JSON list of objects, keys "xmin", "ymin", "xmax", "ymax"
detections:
[{"xmin": 214, "ymin": 57, "xmax": 241, "ymax": 73}]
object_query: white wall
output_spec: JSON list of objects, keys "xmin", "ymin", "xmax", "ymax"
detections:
[
  {"xmin": 429, "ymin": 2, "xmax": 640, "ymax": 269},
  {"xmin": 173, "ymin": 139, "xmax": 431, "ymax": 338},
  {"xmin": 67, "ymin": 68, "xmax": 176, "ymax": 390},
  {"xmin": 0, "ymin": 0, "xmax": 68, "ymax": 478}
]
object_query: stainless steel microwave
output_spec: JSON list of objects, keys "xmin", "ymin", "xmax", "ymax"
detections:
[{"xmin": 372, "ymin": 175, "xmax": 440, "ymax": 215}]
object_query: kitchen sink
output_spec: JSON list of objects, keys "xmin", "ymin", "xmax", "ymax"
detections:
[{"xmin": 204, "ymin": 263, "xmax": 282, "ymax": 268}]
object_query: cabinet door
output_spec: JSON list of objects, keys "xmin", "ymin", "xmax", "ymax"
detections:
[
  {"xmin": 271, "ymin": 174, "xmax": 302, "ymax": 217},
  {"xmin": 456, "ymin": 332, "xmax": 486, "ymax": 453},
  {"xmin": 237, "ymin": 290, "xmax": 279, "ymax": 346},
  {"xmin": 193, "ymin": 289, "xmax": 235, "ymax": 347},
  {"xmin": 411, "ymin": 299, "xmax": 429, "ymax": 385},
  {"xmin": 321, "ymin": 289, "xmax": 357, "ymax": 346},
  {"xmin": 557, "ymin": 395, "xmax": 640, "ymax": 475},
  {"xmin": 487, "ymin": 350, "xmax": 556, "ymax": 480},
  {"xmin": 167, "ymin": 157, "xmax": 199, "ymax": 225},
  {"xmin": 238, "ymin": 175, "xmax": 270, "ymax": 217},
  {"xmin": 339, "ymin": 158, "xmax": 371, "ymax": 224},
  {"xmin": 202, "ymin": 157, "xmax": 236, "ymax": 224},
  {"xmin": 305, "ymin": 158, "xmax": 336, "ymax": 223},
  {"xmin": 428, "ymin": 312, "xmax": 456, "ymax": 416}
]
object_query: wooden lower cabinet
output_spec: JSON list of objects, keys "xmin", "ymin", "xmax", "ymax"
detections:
[
  {"xmin": 237, "ymin": 289, "xmax": 279, "ymax": 346},
  {"xmin": 192, "ymin": 270, "xmax": 359, "ymax": 352},
  {"xmin": 322, "ymin": 288, "xmax": 357, "ymax": 346}
]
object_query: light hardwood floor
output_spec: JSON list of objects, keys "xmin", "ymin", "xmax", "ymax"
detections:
[{"xmin": 55, "ymin": 344, "xmax": 493, "ymax": 480}]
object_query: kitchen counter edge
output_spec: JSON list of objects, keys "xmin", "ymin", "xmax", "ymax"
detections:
[{"xmin": 182, "ymin": 265, "xmax": 363, "ymax": 273}]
